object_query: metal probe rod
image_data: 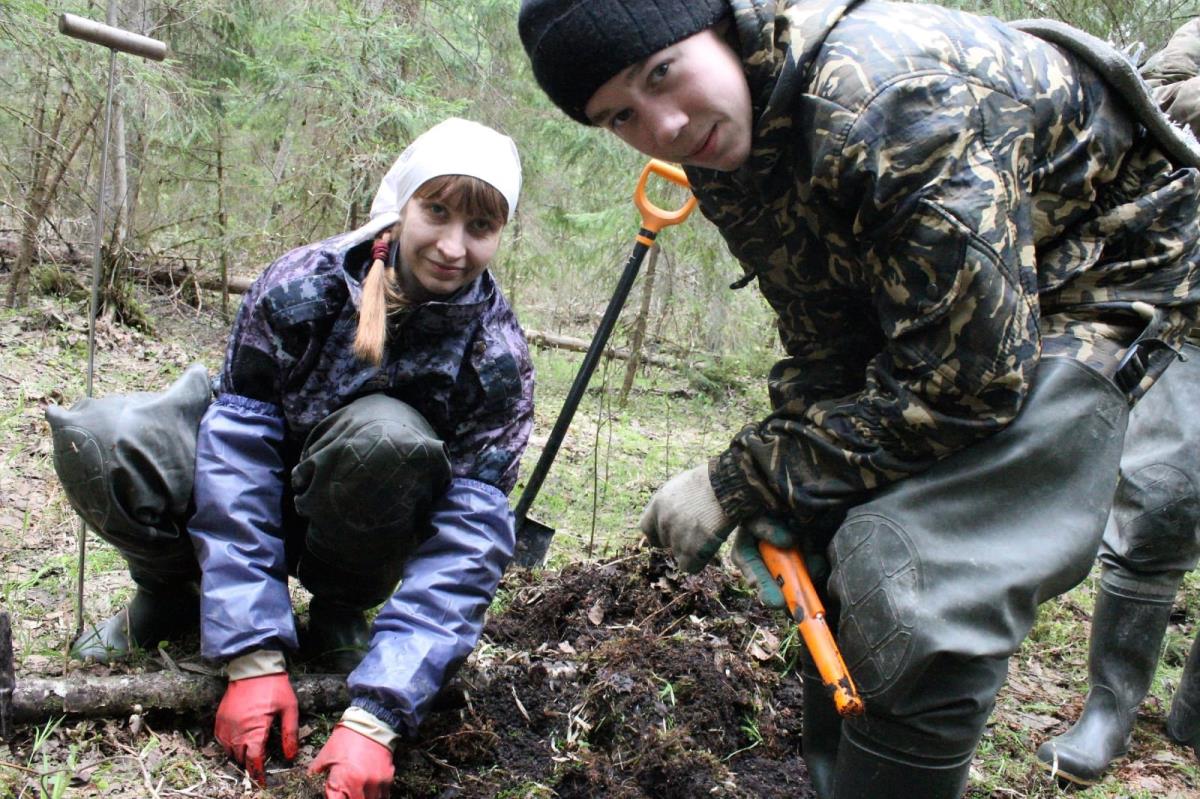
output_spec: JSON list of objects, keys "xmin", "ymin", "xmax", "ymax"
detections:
[
  {"xmin": 57, "ymin": 11, "xmax": 167, "ymax": 638},
  {"xmin": 58, "ymin": 13, "xmax": 167, "ymax": 61}
]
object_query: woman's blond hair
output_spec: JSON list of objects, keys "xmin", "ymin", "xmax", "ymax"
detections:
[{"xmin": 352, "ymin": 174, "xmax": 509, "ymax": 365}]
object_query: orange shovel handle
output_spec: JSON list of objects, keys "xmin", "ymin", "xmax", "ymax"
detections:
[
  {"xmin": 758, "ymin": 541, "xmax": 865, "ymax": 717},
  {"xmin": 633, "ymin": 160, "xmax": 698, "ymax": 243}
]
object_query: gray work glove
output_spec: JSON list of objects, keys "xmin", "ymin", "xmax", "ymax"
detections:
[
  {"xmin": 731, "ymin": 516, "xmax": 829, "ymax": 610},
  {"xmin": 638, "ymin": 464, "xmax": 735, "ymax": 572}
]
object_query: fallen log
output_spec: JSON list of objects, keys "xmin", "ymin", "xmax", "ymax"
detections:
[
  {"xmin": 524, "ymin": 328, "xmax": 679, "ymax": 370},
  {"xmin": 11, "ymin": 671, "xmax": 348, "ymax": 724},
  {"xmin": 142, "ymin": 265, "xmax": 255, "ymax": 295}
]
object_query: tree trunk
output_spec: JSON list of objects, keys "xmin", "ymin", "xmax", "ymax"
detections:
[
  {"xmin": 650, "ymin": 245, "xmax": 675, "ymax": 346},
  {"xmin": 97, "ymin": 0, "xmax": 132, "ymax": 323},
  {"xmin": 524, "ymin": 328, "xmax": 680, "ymax": 371},
  {"xmin": 6, "ymin": 86, "xmax": 99, "ymax": 308},
  {"xmin": 216, "ymin": 121, "xmax": 231, "ymax": 317},
  {"xmin": 620, "ymin": 242, "xmax": 659, "ymax": 406},
  {"xmin": 265, "ymin": 126, "xmax": 293, "ymax": 228},
  {"xmin": 146, "ymin": 264, "xmax": 254, "ymax": 295},
  {"xmin": 108, "ymin": 59, "xmax": 130, "ymax": 254}
]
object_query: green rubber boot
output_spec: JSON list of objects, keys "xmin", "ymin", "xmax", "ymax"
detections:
[
  {"xmin": 802, "ymin": 657, "xmax": 842, "ymax": 799},
  {"xmin": 71, "ymin": 579, "xmax": 200, "ymax": 663},
  {"xmin": 832, "ymin": 734, "xmax": 972, "ymax": 799},
  {"xmin": 302, "ymin": 597, "xmax": 372, "ymax": 673},
  {"xmin": 1167, "ymin": 634, "xmax": 1200, "ymax": 759},
  {"xmin": 1036, "ymin": 579, "xmax": 1174, "ymax": 784}
]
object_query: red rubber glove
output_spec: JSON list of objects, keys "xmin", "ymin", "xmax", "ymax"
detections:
[
  {"xmin": 309, "ymin": 724, "xmax": 395, "ymax": 799},
  {"xmin": 214, "ymin": 673, "xmax": 300, "ymax": 785}
]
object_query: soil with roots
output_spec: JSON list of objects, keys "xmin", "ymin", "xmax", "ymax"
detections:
[{"xmin": 386, "ymin": 551, "xmax": 816, "ymax": 799}]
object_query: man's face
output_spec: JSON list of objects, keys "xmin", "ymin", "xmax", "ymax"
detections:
[
  {"xmin": 584, "ymin": 29, "xmax": 752, "ymax": 172},
  {"xmin": 397, "ymin": 196, "xmax": 503, "ymax": 302}
]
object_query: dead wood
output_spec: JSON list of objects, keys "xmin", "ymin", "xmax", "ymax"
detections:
[
  {"xmin": 524, "ymin": 327, "xmax": 679, "ymax": 370},
  {"xmin": 142, "ymin": 265, "xmax": 255, "ymax": 295},
  {"xmin": 11, "ymin": 671, "xmax": 348, "ymax": 724},
  {"xmin": 0, "ymin": 235, "xmax": 257, "ymax": 296}
]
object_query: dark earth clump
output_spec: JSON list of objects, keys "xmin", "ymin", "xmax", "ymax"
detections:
[{"xmin": 387, "ymin": 549, "xmax": 817, "ymax": 798}]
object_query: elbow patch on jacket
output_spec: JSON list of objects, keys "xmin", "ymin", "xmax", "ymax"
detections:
[
  {"xmin": 471, "ymin": 448, "xmax": 519, "ymax": 492},
  {"xmin": 474, "ymin": 349, "xmax": 524, "ymax": 416},
  {"xmin": 228, "ymin": 344, "xmax": 282, "ymax": 403}
]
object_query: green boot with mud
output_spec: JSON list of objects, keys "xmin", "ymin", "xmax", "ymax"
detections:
[
  {"xmin": 71, "ymin": 579, "xmax": 200, "ymax": 663},
  {"xmin": 301, "ymin": 598, "xmax": 372, "ymax": 673},
  {"xmin": 801, "ymin": 656, "xmax": 841, "ymax": 799},
  {"xmin": 1036, "ymin": 576, "xmax": 1174, "ymax": 784}
]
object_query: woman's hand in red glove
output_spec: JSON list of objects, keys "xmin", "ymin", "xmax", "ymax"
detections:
[
  {"xmin": 309, "ymin": 724, "xmax": 395, "ymax": 799},
  {"xmin": 214, "ymin": 673, "xmax": 300, "ymax": 785}
]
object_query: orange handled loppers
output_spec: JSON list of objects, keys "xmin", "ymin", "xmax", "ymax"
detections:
[{"xmin": 757, "ymin": 541, "xmax": 865, "ymax": 717}]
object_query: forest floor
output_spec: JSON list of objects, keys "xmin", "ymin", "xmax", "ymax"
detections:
[{"xmin": 2, "ymin": 281, "xmax": 1200, "ymax": 798}]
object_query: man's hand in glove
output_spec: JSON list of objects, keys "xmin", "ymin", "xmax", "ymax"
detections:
[
  {"xmin": 309, "ymin": 724, "xmax": 395, "ymax": 799},
  {"xmin": 731, "ymin": 516, "xmax": 830, "ymax": 609},
  {"xmin": 214, "ymin": 672, "xmax": 299, "ymax": 785},
  {"xmin": 639, "ymin": 464, "xmax": 735, "ymax": 572}
]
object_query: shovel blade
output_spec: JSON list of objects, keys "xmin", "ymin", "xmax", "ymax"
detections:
[{"xmin": 513, "ymin": 517, "xmax": 555, "ymax": 568}]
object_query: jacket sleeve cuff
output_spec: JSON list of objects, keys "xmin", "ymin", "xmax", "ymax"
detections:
[
  {"xmin": 340, "ymin": 705, "xmax": 402, "ymax": 751},
  {"xmin": 226, "ymin": 649, "xmax": 288, "ymax": 681},
  {"xmin": 709, "ymin": 450, "xmax": 766, "ymax": 524},
  {"xmin": 350, "ymin": 696, "xmax": 410, "ymax": 739}
]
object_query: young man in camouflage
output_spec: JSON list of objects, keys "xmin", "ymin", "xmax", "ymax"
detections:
[
  {"xmin": 1034, "ymin": 18, "xmax": 1200, "ymax": 785},
  {"xmin": 518, "ymin": 1, "xmax": 1200, "ymax": 796}
]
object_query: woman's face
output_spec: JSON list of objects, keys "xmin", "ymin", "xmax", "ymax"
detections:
[{"xmin": 396, "ymin": 195, "xmax": 504, "ymax": 302}]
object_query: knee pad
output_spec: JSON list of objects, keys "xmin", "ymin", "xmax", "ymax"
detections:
[
  {"xmin": 1109, "ymin": 463, "xmax": 1200, "ymax": 572},
  {"xmin": 829, "ymin": 514, "xmax": 919, "ymax": 700},
  {"xmin": 830, "ymin": 513, "xmax": 1008, "ymax": 747},
  {"xmin": 46, "ymin": 364, "xmax": 211, "ymax": 555},
  {"xmin": 293, "ymin": 395, "xmax": 451, "ymax": 540}
]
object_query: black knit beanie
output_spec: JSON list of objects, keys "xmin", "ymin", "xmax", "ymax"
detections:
[{"xmin": 519, "ymin": 0, "xmax": 730, "ymax": 125}]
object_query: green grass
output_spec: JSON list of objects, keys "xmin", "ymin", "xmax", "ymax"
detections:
[{"xmin": 519, "ymin": 344, "xmax": 770, "ymax": 566}]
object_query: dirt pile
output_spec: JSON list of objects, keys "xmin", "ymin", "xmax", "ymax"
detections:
[{"xmin": 389, "ymin": 549, "xmax": 816, "ymax": 799}]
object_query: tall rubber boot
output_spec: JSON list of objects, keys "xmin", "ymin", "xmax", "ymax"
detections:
[
  {"xmin": 302, "ymin": 596, "xmax": 373, "ymax": 673},
  {"xmin": 801, "ymin": 656, "xmax": 842, "ymax": 799},
  {"xmin": 297, "ymin": 550, "xmax": 398, "ymax": 673},
  {"xmin": 71, "ymin": 575, "xmax": 200, "ymax": 663},
  {"xmin": 832, "ymin": 732, "xmax": 971, "ymax": 799},
  {"xmin": 1035, "ymin": 579, "xmax": 1174, "ymax": 784},
  {"xmin": 1167, "ymin": 633, "xmax": 1200, "ymax": 759}
]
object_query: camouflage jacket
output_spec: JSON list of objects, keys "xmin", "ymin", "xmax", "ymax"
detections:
[
  {"xmin": 221, "ymin": 224, "xmax": 534, "ymax": 493},
  {"xmin": 688, "ymin": 0, "xmax": 1200, "ymax": 526}
]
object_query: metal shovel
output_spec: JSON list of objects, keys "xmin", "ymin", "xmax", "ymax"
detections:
[{"xmin": 511, "ymin": 160, "xmax": 698, "ymax": 567}]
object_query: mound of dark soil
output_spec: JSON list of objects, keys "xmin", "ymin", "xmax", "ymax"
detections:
[{"xmin": 389, "ymin": 549, "xmax": 816, "ymax": 799}]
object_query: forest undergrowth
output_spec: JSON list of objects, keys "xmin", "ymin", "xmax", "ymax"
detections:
[{"xmin": 1, "ymin": 282, "xmax": 1199, "ymax": 798}]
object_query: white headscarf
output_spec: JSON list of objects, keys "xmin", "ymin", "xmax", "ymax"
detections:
[{"xmin": 368, "ymin": 117, "xmax": 522, "ymax": 227}]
